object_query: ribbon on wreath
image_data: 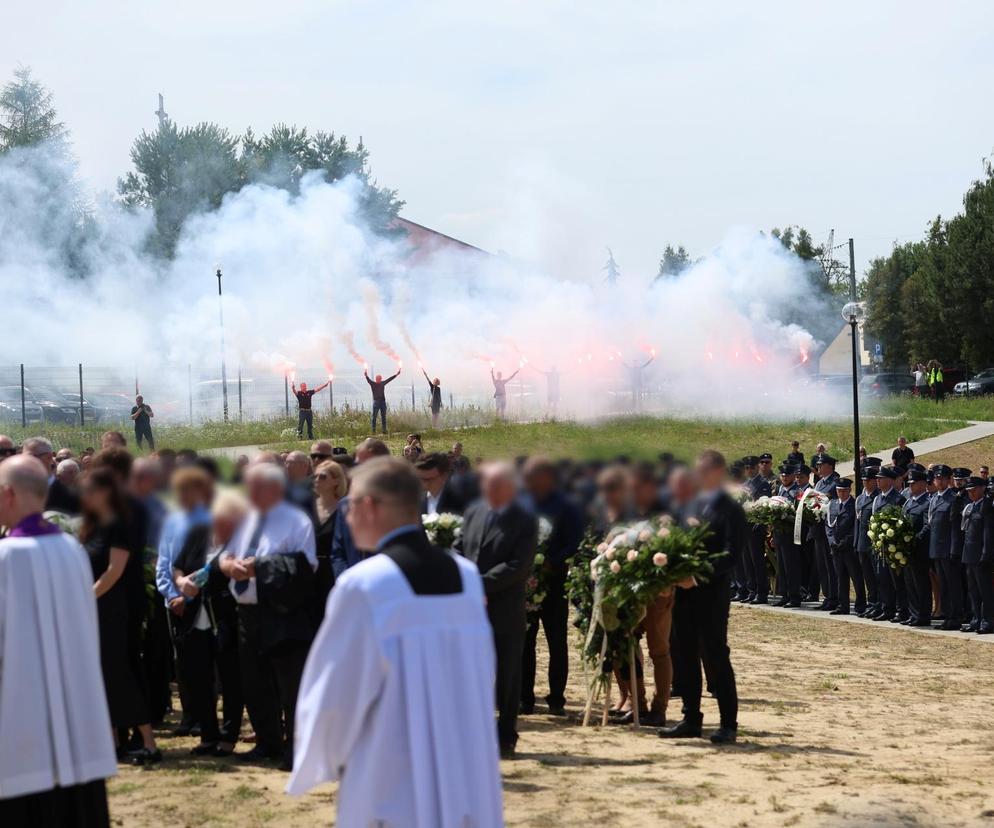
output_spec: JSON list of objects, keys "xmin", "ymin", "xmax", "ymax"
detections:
[{"xmin": 793, "ymin": 488, "xmax": 821, "ymax": 546}]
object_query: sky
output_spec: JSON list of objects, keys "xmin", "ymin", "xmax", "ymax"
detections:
[{"xmin": 4, "ymin": 0, "xmax": 994, "ymax": 283}]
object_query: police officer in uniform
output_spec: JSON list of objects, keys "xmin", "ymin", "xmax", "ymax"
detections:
[
  {"xmin": 901, "ymin": 468, "xmax": 932, "ymax": 627},
  {"xmin": 811, "ymin": 454, "xmax": 840, "ymax": 611},
  {"xmin": 742, "ymin": 456, "xmax": 772, "ymax": 604},
  {"xmin": 928, "ymin": 465, "xmax": 962, "ymax": 630},
  {"xmin": 772, "ymin": 464, "xmax": 801, "ymax": 607},
  {"xmin": 855, "ymin": 467, "xmax": 879, "ymax": 617},
  {"xmin": 950, "ymin": 468, "xmax": 971, "ymax": 627},
  {"xmin": 960, "ymin": 476, "xmax": 994, "ymax": 634},
  {"xmin": 871, "ymin": 466, "xmax": 907, "ymax": 622},
  {"xmin": 825, "ymin": 478, "xmax": 862, "ymax": 614}
]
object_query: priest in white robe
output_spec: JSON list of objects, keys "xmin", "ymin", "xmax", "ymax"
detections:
[
  {"xmin": 288, "ymin": 456, "xmax": 504, "ymax": 828},
  {"xmin": 0, "ymin": 455, "xmax": 117, "ymax": 827}
]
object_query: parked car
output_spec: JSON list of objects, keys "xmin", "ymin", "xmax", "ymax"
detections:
[
  {"xmin": 0, "ymin": 386, "xmax": 45, "ymax": 424},
  {"xmin": 26, "ymin": 386, "xmax": 94, "ymax": 425},
  {"xmin": 86, "ymin": 393, "xmax": 136, "ymax": 424},
  {"xmin": 859, "ymin": 372, "xmax": 915, "ymax": 397},
  {"xmin": 954, "ymin": 369, "xmax": 994, "ymax": 396}
]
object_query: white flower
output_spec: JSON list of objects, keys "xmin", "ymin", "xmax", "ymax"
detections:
[
  {"xmin": 904, "ymin": 535, "xmax": 912, "ymax": 542},
  {"xmin": 686, "ymin": 517, "xmax": 700, "ymax": 527},
  {"xmin": 596, "ymin": 542, "xmax": 609, "ymax": 554},
  {"xmin": 626, "ymin": 549, "xmax": 638, "ymax": 562},
  {"xmin": 609, "ymin": 561, "xmax": 621, "ymax": 574},
  {"xmin": 886, "ymin": 529, "xmax": 895, "ymax": 538},
  {"xmin": 652, "ymin": 552, "xmax": 667, "ymax": 567},
  {"xmin": 888, "ymin": 544, "xmax": 897, "ymax": 553},
  {"xmin": 867, "ymin": 530, "xmax": 875, "ymax": 539},
  {"xmin": 638, "ymin": 529, "xmax": 652, "ymax": 543},
  {"xmin": 605, "ymin": 548, "xmax": 616, "ymax": 561},
  {"xmin": 657, "ymin": 526, "xmax": 671, "ymax": 539},
  {"xmin": 659, "ymin": 514, "xmax": 674, "ymax": 527},
  {"xmin": 881, "ymin": 523, "xmax": 890, "ymax": 531},
  {"xmin": 537, "ymin": 517, "xmax": 553, "ymax": 546}
]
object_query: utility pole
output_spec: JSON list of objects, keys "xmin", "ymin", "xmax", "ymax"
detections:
[{"xmin": 216, "ymin": 267, "xmax": 229, "ymax": 422}]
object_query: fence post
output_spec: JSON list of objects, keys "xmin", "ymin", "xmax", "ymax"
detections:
[
  {"xmin": 284, "ymin": 374, "xmax": 290, "ymax": 417},
  {"xmin": 449, "ymin": 392, "xmax": 453, "ymax": 410},
  {"xmin": 411, "ymin": 380, "xmax": 415, "ymax": 411},
  {"xmin": 78, "ymin": 363, "xmax": 85, "ymax": 427},
  {"xmin": 20, "ymin": 364, "xmax": 25, "ymax": 428},
  {"xmin": 238, "ymin": 367, "xmax": 243, "ymax": 422},
  {"xmin": 188, "ymin": 364, "xmax": 193, "ymax": 425},
  {"xmin": 329, "ymin": 378, "xmax": 334, "ymax": 413}
]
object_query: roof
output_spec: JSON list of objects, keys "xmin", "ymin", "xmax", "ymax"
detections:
[{"xmin": 392, "ymin": 217, "xmax": 488, "ymax": 264}]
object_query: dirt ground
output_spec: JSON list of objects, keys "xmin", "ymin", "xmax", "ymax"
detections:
[
  {"xmin": 919, "ymin": 435, "xmax": 994, "ymax": 473},
  {"xmin": 107, "ymin": 606, "xmax": 994, "ymax": 827}
]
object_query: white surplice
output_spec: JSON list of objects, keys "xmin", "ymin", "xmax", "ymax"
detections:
[
  {"xmin": 287, "ymin": 552, "xmax": 504, "ymax": 828},
  {"xmin": 0, "ymin": 533, "xmax": 117, "ymax": 798}
]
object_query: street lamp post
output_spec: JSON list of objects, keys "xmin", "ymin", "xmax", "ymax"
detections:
[
  {"xmin": 216, "ymin": 267, "xmax": 229, "ymax": 423},
  {"xmin": 842, "ymin": 300, "xmax": 865, "ymax": 493}
]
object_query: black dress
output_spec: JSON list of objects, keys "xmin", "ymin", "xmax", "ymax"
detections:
[
  {"xmin": 86, "ymin": 519, "xmax": 149, "ymax": 729},
  {"xmin": 312, "ymin": 508, "xmax": 337, "ymax": 624}
]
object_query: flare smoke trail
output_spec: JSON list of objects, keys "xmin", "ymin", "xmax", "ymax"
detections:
[{"xmin": 0, "ymin": 141, "xmax": 846, "ymax": 420}]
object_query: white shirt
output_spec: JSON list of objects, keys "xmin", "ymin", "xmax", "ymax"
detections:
[
  {"xmin": 425, "ymin": 491, "xmax": 440, "ymax": 515},
  {"xmin": 0, "ymin": 532, "xmax": 117, "ymax": 798},
  {"xmin": 288, "ymin": 553, "xmax": 504, "ymax": 828},
  {"xmin": 227, "ymin": 500, "xmax": 317, "ymax": 605}
]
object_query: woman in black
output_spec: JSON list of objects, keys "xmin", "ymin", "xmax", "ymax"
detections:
[
  {"xmin": 422, "ymin": 368, "xmax": 443, "ymax": 428},
  {"xmin": 311, "ymin": 460, "xmax": 348, "ymax": 621},
  {"xmin": 80, "ymin": 468, "xmax": 161, "ymax": 765}
]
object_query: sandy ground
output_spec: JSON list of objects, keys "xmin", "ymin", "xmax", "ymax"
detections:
[
  {"xmin": 919, "ymin": 434, "xmax": 994, "ymax": 473},
  {"xmin": 107, "ymin": 605, "xmax": 994, "ymax": 827}
]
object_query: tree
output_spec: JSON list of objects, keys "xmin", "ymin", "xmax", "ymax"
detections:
[
  {"xmin": 863, "ymin": 242, "xmax": 922, "ymax": 368},
  {"xmin": 118, "ymin": 120, "xmax": 244, "ymax": 258},
  {"xmin": 120, "ymin": 120, "xmax": 404, "ymax": 257},
  {"xmin": 654, "ymin": 244, "xmax": 691, "ymax": 281},
  {"xmin": 602, "ymin": 248, "xmax": 620, "ymax": 284},
  {"xmin": 0, "ymin": 67, "xmax": 68, "ymax": 152}
]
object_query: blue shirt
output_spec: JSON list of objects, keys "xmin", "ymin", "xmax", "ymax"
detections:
[{"xmin": 156, "ymin": 504, "xmax": 211, "ymax": 605}]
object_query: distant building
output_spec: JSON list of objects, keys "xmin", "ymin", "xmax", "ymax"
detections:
[
  {"xmin": 817, "ymin": 317, "xmax": 872, "ymax": 375},
  {"xmin": 393, "ymin": 217, "xmax": 487, "ymax": 265}
]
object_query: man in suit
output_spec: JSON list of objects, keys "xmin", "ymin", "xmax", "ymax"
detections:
[
  {"xmin": 855, "ymin": 467, "xmax": 879, "ymax": 617},
  {"xmin": 871, "ymin": 466, "xmax": 907, "ymax": 622},
  {"xmin": 901, "ymin": 468, "xmax": 933, "ymax": 627},
  {"xmin": 45, "ymin": 458, "xmax": 80, "ymax": 515},
  {"xmin": 460, "ymin": 462, "xmax": 538, "ymax": 757},
  {"xmin": 927, "ymin": 465, "xmax": 962, "ymax": 630},
  {"xmin": 416, "ymin": 453, "xmax": 467, "ymax": 516},
  {"xmin": 960, "ymin": 476, "xmax": 994, "ymax": 634},
  {"xmin": 519, "ymin": 457, "xmax": 584, "ymax": 717},
  {"xmin": 826, "ymin": 478, "xmax": 862, "ymax": 614},
  {"xmin": 659, "ymin": 450, "xmax": 744, "ymax": 745}
]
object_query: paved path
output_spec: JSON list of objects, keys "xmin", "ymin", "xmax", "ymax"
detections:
[
  {"xmin": 737, "ymin": 600, "xmax": 994, "ymax": 644},
  {"xmin": 837, "ymin": 420, "xmax": 994, "ymax": 477}
]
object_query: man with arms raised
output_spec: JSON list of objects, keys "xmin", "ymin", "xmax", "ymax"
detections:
[
  {"xmin": 0, "ymin": 456, "xmax": 117, "ymax": 826},
  {"xmin": 289, "ymin": 457, "xmax": 503, "ymax": 827}
]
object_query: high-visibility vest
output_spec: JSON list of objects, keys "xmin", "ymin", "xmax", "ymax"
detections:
[{"xmin": 929, "ymin": 368, "xmax": 943, "ymax": 386}]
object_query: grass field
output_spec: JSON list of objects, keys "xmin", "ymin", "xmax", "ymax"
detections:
[{"xmin": 105, "ymin": 606, "xmax": 994, "ymax": 827}]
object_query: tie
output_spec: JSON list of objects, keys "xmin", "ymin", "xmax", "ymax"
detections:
[
  {"xmin": 234, "ymin": 513, "xmax": 267, "ymax": 596},
  {"xmin": 483, "ymin": 509, "xmax": 498, "ymax": 537}
]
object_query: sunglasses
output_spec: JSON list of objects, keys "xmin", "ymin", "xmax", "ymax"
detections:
[{"xmin": 310, "ymin": 453, "xmax": 331, "ymax": 461}]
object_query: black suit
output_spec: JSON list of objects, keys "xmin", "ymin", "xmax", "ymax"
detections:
[
  {"xmin": 461, "ymin": 500, "xmax": 537, "ymax": 748},
  {"xmin": 45, "ymin": 478, "xmax": 79, "ymax": 515},
  {"xmin": 744, "ymin": 474, "xmax": 772, "ymax": 600},
  {"xmin": 672, "ymin": 489, "xmax": 743, "ymax": 729},
  {"xmin": 424, "ymin": 475, "xmax": 468, "ymax": 517},
  {"xmin": 902, "ymin": 493, "xmax": 932, "ymax": 624}
]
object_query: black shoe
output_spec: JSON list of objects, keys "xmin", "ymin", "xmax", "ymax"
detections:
[
  {"xmin": 710, "ymin": 727, "xmax": 737, "ymax": 744},
  {"xmin": 499, "ymin": 743, "xmax": 517, "ymax": 759},
  {"xmin": 519, "ymin": 703, "xmax": 535, "ymax": 715},
  {"xmin": 872, "ymin": 612, "xmax": 893, "ymax": 622},
  {"xmin": 940, "ymin": 620, "xmax": 962, "ymax": 631},
  {"xmin": 909, "ymin": 620, "xmax": 933, "ymax": 627},
  {"xmin": 785, "ymin": 600, "xmax": 802, "ymax": 608},
  {"xmin": 961, "ymin": 623, "xmax": 979, "ymax": 633},
  {"xmin": 829, "ymin": 608, "xmax": 849, "ymax": 615},
  {"xmin": 854, "ymin": 606, "xmax": 867, "ymax": 616},
  {"xmin": 547, "ymin": 704, "xmax": 567, "ymax": 717},
  {"xmin": 279, "ymin": 758, "xmax": 293, "ymax": 772},
  {"xmin": 899, "ymin": 618, "xmax": 913, "ymax": 626},
  {"xmin": 236, "ymin": 746, "xmax": 281, "ymax": 763},
  {"xmin": 641, "ymin": 710, "xmax": 666, "ymax": 727},
  {"xmin": 129, "ymin": 747, "xmax": 162, "ymax": 766},
  {"xmin": 751, "ymin": 596, "xmax": 768, "ymax": 605},
  {"xmin": 771, "ymin": 598, "xmax": 787, "ymax": 607},
  {"xmin": 658, "ymin": 718, "xmax": 703, "ymax": 739},
  {"xmin": 190, "ymin": 742, "xmax": 218, "ymax": 756},
  {"xmin": 890, "ymin": 614, "xmax": 909, "ymax": 624},
  {"xmin": 978, "ymin": 624, "xmax": 994, "ymax": 635}
]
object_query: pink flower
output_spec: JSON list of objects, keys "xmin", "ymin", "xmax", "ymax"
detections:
[
  {"xmin": 609, "ymin": 561, "xmax": 621, "ymax": 574},
  {"xmin": 626, "ymin": 549, "xmax": 638, "ymax": 562},
  {"xmin": 686, "ymin": 517, "xmax": 700, "ymax": 527},
  {"xmin": 652, "ymin": 552, "xmax": 668, "ymax": 567},
  {"xmin": 596, "ymin": 542, "xmax": 608, "ymax": 554},
  {"xmin": 638, "ymin": 530, "xmax": 652, "ymax": 542},
  {"xmin": 657, "ymin": 527, "xmax": 671, "ymax": 539},
  {"xmin": 605, "ymin": 548, "xmax": 616, "ymax": 561}
]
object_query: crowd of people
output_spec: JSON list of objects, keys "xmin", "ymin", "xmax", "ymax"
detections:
[{"xmin": 0, "ymin": 424, "xmax": 988, "ymax": 825}]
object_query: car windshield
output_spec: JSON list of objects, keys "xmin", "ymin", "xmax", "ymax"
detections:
[
  {"xmin": 30, "ymin": 387, "xmax": 71, "ymax": 402},
  {"xmin": 0, "ymin": 387, "xmax": 22, "ymax": 403},
  {"xmin": 972, "ymin": 370, "xmax": 994, "ymax": 380}
]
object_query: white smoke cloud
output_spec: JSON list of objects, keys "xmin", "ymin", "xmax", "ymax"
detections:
[{"xmin": 0, "ymin": 141, "xmax": 848, "ymax": 421}]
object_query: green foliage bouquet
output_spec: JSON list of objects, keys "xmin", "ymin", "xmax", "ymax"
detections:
[{"xmin": 868, "ymin": 505, "xmax": 914, "ymax": 571}]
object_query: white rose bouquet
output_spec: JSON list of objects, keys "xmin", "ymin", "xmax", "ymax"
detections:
[
  {"xmin": 526, "ymin": 517, "xmax": 555, "ymax": 619},
  {"xmin": 421, "ymin": 512, "xmax": 464, "ymax": 549},
  {"xmin": 743, "ymin": 495, "xmax": 795, "ymax": 530},
  {"xmin": 867, "ymin": 505, "xmax": 914, "ymax": 571}
]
